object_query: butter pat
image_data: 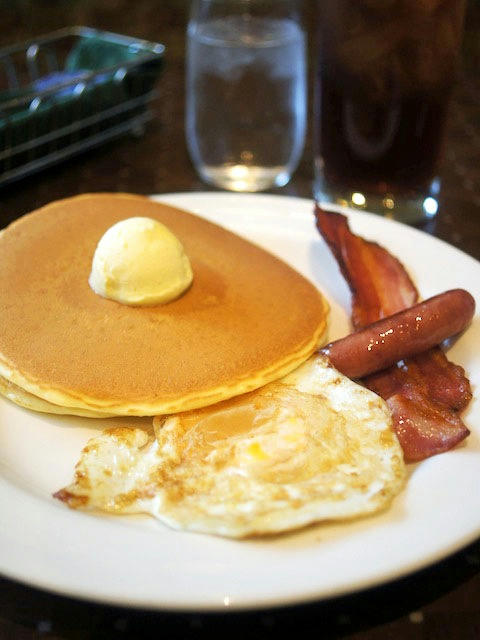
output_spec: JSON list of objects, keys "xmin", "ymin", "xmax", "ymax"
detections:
[{"xmin": 89, "ymin": 217, "xmax": 193, "ymax": 305}]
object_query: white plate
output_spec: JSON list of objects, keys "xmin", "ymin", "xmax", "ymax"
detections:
[{"xmin": 1, "ymin": 192, "xmax": 479, "ymax": 612}]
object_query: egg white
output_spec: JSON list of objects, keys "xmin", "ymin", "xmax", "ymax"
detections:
[{"xmin": 56, "ymin": 355, "xmax": 405, "ymax": 538}]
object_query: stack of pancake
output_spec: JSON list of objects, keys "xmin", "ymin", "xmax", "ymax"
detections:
[{"xmin": 0, "ymin": 193, "xmax": 329, "ymax": 418}]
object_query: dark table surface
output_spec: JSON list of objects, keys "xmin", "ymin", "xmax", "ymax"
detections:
[{"xmin": 1, "ymin": 1, "xmax": 479, "ymax": 638}]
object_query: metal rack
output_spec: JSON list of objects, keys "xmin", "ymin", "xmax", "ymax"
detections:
[{"xmin": 0, "ymin": 26, "xmax": 165, "ymax": 186}]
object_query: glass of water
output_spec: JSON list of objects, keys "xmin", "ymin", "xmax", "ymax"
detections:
[{"xmin": 185, "ymin": 0, "xmax": 306, "ymax": 192}]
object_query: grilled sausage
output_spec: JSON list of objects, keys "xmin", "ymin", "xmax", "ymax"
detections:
[{"xmin": 320, "ymin": 289, "xmax": 475, "ymax": 378}]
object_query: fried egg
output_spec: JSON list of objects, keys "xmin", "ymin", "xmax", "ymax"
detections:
[{"xmin": 55, "ymin": 356, "xmax": 406, "ymax": 538}]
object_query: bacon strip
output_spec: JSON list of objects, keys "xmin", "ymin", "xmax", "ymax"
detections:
[
  {"xmin": 315, "ymin": 208, "xmax": 418, "ymax": 327},
  {"xmin": 315, "ymin": 205, "xmax": 470, "ymax": 462}
]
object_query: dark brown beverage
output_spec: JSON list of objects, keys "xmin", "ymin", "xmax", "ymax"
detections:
[{"xmin": 314, "ymin": 0, "xmax": 466, "ymax": 222}]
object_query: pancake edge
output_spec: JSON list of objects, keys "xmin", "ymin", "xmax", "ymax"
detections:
[{"xmin": 0, "ymin": 317, "xmax": 328, "ymax": 417}]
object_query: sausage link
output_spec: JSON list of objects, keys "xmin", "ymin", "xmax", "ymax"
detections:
[{"xmin": 320, "ymin": 289, "xmax": 475, "ymax": 378}]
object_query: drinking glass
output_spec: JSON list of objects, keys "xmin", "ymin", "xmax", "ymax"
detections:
[
  {"xmin": 314, "ymin": 0, "xmax": 466, "ymax": 224},
  {"xmin": 185, "ymin": 0, "xmax": 306, "ymax": 192}
]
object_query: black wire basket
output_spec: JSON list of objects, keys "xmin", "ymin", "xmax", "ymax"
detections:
[{"xmin": 0, "ymin": 26, "xmax": 165, "ymax": 186}]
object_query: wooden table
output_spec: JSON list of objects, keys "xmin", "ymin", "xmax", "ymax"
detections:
[{"xmin": 1, "ymin": 1, "xmax": 479, "ymax": 638}]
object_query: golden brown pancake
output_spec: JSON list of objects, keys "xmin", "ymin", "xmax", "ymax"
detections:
[
  {"xmin": 0, "ymin": 193, "xmax": 328, "ymax": 416},
  {"xmin": 0, "ymin": 374, "xmax": 111, "ymax": 417}
]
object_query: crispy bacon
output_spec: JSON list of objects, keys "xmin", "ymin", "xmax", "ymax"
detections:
[
  {"xmin": 365, "ymin": 354, "xmax": 471, "ymax": 461},
  {"xmin": 385, "ymin": 394, "xmax": 469, "ymax": 462},
  {"xmin": 365, "ymin": 349, "xmax": 472, "ymax": 412},
  {"xmin": 315, "ymin": 205, "xmax": 471, "ymax": 462},
  {"xmin": 315, "ymin": 208, "xmax": 418, "ymax": 327}
]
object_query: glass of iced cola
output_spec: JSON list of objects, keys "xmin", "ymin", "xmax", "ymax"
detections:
[{"xmin": 314, "ymin": 0, "xmax": 466, "ymax": 223}]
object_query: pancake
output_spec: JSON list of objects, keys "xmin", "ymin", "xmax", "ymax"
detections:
[
  {"xmin": 0, "ymin": 374, "xmax": 112, "ymax": 418},
  {"xmin": 0, "ymin": 193, "xmax": 328, "ymax": 416}
]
